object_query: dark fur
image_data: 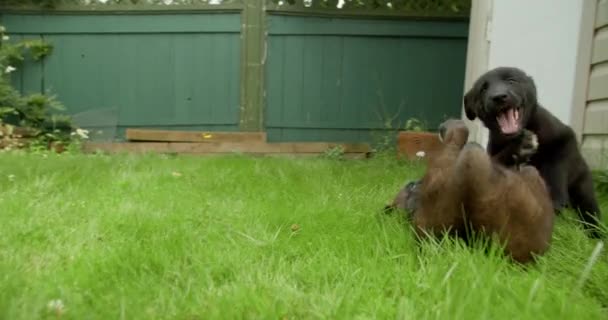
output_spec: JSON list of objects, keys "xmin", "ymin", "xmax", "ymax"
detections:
[
  {"xmin": 409, "ymin": 119, "xmax": 554, "ymax": 264},
  {"xmin": 384, "ymin": 180, "xmax": 421, "ymax": 214},
  {"xmin": 464, "ymin": 67, "xmax": 603, "ymax": 238}
]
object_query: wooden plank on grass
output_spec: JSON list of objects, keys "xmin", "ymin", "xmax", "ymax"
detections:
[
  {"xmin": 83, "ymin": 142, "xmax": 170, "ymax": 154},
  {"xmin": 125, "ymin": 128, "xmax": 267, "ymax": 143},
  {"xmin": 83, "ymin": 141, "xmax": 371, "ymax": 155}
]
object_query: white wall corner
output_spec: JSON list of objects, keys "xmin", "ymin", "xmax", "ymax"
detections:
[
  {"xmin": 462, "ymin": 0, "xmax": 588, "ymax": 148},
  {"xmin": 460, "ymin": 0, "xmax": 493, "ymax": 148},
  {"xmin": 488, "ymin": 0, "xmax": 585, "ymax": 126}
]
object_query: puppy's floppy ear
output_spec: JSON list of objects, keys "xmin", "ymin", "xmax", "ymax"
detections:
[
  {"xmin": 438, "ymin": 122, "xmax": 447, "ymax": 142},
  {"xmin": 463, "ymin": 88, "xmax": 478, "ymax": 120}
]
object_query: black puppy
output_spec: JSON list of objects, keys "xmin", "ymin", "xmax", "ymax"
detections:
[{"xmin": 463, "ymin": 66, "xmax": 603, "ymax": 238}]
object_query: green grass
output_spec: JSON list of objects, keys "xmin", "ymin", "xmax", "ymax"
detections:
[{"xmin": 0, "ymin": 151, "xmax": 607, "ymax": 319}]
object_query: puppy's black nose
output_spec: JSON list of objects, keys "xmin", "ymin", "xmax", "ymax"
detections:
[{"xmin": 492, "ymin": 93, "xmax": 508, "ymax": 103}]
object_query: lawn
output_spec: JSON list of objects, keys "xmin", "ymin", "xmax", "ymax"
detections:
[{"xmin": 0, "ymin": 151, "xmax": 606, "ymax": 319}]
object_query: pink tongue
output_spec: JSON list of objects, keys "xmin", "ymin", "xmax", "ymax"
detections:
[{"xmin": 497, "ymin": 109, "xmax": 519, "ymax": 134}]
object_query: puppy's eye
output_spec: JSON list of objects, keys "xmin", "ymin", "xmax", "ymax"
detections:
[{"xmin": 480, "ymin": 83, "xmax": 488, "ymax": 93}]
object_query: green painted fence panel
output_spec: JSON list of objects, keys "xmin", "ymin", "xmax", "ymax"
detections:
[
  {"xmin": 3, "ymin": 10, "xmax": 469, "ymax": 144},
  {"xmin": 265, "ymin": 15, "xmax": 469, "ymax": 143},
  {"xmin": 2, "ymin": 13, "xmax": 241, "ymax": 139}
]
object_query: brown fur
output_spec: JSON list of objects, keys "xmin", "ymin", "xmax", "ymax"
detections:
[
  {"xmin": 411, "ymin": 119, "xmax": 555, "ymax": 263},
  {"xmin": 454, "ymin": 143, "xmax": 555, "ymax": 263},
  {"xmin": 412, "ymin": 119, "xmax": 469, "ymax": 239}
]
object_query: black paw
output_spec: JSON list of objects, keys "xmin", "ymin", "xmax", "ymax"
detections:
[
  {"xmin": 520, "ymin": 129, "xmax": 538, "ymax": 158},
  {"xmin": 514, "ymin": 130, "xmax": 538, "ymax": 165}
]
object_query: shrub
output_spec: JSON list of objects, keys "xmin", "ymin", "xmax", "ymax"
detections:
[{"xmin": 0, "ymin": 24, "xmax": 84, "ymax": 152}]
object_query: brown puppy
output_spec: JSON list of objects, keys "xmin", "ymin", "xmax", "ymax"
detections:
[
  {"xmin": 411, "ymin": 119, "xmax": 470, "ymax": 240},
  {"xmin": 411, "ymin": 119, "xmax": 554, "ymax": 263},
  {"xmin": 454, "ymin": 142, "xmax": 555, "ymax": 263}
]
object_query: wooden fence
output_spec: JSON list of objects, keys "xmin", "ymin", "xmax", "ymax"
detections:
[{"xmin": 0, "ymin": 0, "xmax": 470, "ymax": 144}]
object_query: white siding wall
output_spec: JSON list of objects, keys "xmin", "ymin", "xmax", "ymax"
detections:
[{"xmin": 581, "ymin": 0, "xmax": 608, "ymax": 169}]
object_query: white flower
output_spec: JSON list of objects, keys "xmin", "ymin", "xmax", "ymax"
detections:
[
  {"xmin": 47, "ymin": 299, "xmax": 66, "ymax": 315},
  {"xmin": 415, "ymin": 151, "xmax": 426, "ymax": 158},
  {"xmin": 0, "ymin": 26, "xmax": 5, "ymax": 32},
  {"xmin": 71, "ymin": 128, "xmax": 89, "ymax": 140},
  {"xmin": 2, "ymin": 35, "xmax": 8, "ymax": 41},
  {"xmin": 5, "ymin": 66, "xmax": 16, "ymax": 74}
]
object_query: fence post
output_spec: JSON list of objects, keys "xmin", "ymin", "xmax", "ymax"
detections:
[{"xmin": 239, "ymin": 0, "xmax": 266, "ymax": 132}]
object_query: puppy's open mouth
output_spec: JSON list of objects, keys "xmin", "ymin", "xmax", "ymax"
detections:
[{"xmin": 496, "ymin": 107, "xmax": 521, "ymax": 135}]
